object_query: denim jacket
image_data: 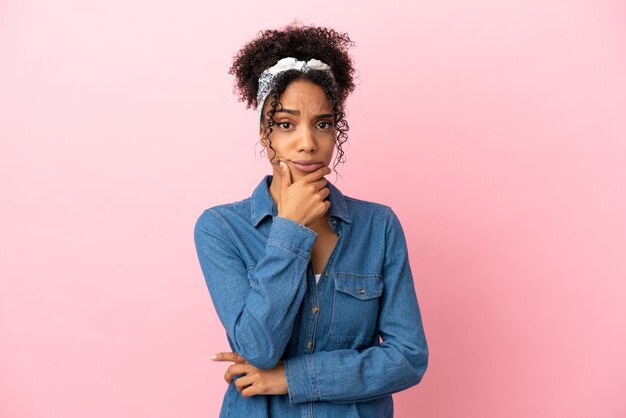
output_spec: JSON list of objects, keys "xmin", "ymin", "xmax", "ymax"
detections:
[{"xmin": 193, "ymin": 175, "xmax": 428, "ymax": 417}]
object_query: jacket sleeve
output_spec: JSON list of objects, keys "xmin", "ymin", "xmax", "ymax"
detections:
[
  {"xmin": 194, "ymin": 209, "xmax": 317, "ymax": 369},
  {"xmin": 282, "ymin": 207, "xmax": 428, "ymax": 404}
]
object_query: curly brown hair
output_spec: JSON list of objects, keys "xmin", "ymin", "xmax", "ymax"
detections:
[{"xmin": 228, "ymin": 24, "xmax": 357, "ymax": 174}]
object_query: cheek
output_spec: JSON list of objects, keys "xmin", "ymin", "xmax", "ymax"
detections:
[
  {"xmin": 323, "ymin": 134, "xmax": 337, "ymax": 149},
  {"xmin": 265, "ymin": 131, "xmax": 292, "ymax": 149},
  {"xmin": 261, "ymin": 139, "xmax": 287, "ymax": 162}
]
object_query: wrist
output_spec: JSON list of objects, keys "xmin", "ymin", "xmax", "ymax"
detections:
[{"xmin": 277, "ymin": 212, "xmax": 307, "ymax": 226}]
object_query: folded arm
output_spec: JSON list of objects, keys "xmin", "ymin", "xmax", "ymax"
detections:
[{"xmin": 194, "ymin": 210, "xmax": 317, "ymax": 369}]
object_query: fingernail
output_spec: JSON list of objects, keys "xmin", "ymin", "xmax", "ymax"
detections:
[
  {"xmin": 279, "ymin": 161, "xmax": 285, "ymax": 169},
  {"xmin": 211, "ymin": 354, "xmax": 218, "ymax": 361}
]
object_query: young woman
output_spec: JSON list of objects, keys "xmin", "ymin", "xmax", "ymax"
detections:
[{"xmin": 194, "ymin": 24, "xmax": 428, "ymax": 418}]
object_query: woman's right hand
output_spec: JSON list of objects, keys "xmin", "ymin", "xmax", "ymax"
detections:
[{"xmin": 276, "ymin": 160, "xmax": 331, "ymax": 227}]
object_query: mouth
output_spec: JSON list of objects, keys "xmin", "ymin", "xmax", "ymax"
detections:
[{"xmin": 289, "ymin": 160, "xmax": 324, "ymax": 173}]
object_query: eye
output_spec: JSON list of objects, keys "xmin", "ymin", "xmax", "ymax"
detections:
[
  {"xmin": 317, "ymin": 121, "xmax": 333, "ymax": 129},
  {"xmin": 278, "ymin": 122, "xmax": 292, "ymax": 129}
]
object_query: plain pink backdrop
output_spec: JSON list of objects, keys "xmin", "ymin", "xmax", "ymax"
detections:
[{"xmin": 1, "ymin": 1, "xmax": 625, "ymax": 417}]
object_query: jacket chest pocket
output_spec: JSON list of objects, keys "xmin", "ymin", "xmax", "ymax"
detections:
[{"xmin": 328, "ymin": 272, "xmax": 384, "ymax": 345}]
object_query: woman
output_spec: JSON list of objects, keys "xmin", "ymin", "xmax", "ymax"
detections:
[{"xmin": 194, "ymin": 24, "xmax": 428, "ymax": 417}]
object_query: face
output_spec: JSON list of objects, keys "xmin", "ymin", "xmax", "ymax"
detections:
[{"xmin": 259, "ymin": 79, "xmax": 335, "ymax": 181}]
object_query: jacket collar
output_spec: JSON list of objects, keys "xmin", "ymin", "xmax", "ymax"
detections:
[{"xmin": 250, "ymin": 174, "xmax": 352, "ymax": 227}]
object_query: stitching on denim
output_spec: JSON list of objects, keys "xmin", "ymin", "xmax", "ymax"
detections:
[
  {"xmin": 206, "ymin": 208, "xmax": 249, "ymax": 267},
  {"xmin": 328, "ymin": 273, "xmax": 383, "ymax": 343},
  {"xmin": 202, "ymin": 209, "xmax": 229, "ymax": 241},
  {"xmin": 328, "ymin": 275, "xmax": 339, "ymax": 342},
  {"xmin": 283, "ymin": 359, "xmax": 300, "ymax": 404},
  {"xmin": 306, "ymin": 354, "xmax": 321, "ymax": 401},
  {"xmin": 251, "ymin": 191, "xmax": 257, "ymax": 224},
  {"xmin": 333, "ymin": 272, "xmax": 383, "ymax": 278},
  {"xmin": 329, "ymin": 183, "xmax": 352, "ymax": 223},
  {"xmin": 327, "ymin": 182, "xmax": 351, "ymax": 223},
  {"xmin": 384, "ymin": 206, "xmax": 391, "ymax": 242},
  {"xmin": 273, "ymin": 216, "xmax": 318, "ymax": 238},
  {"xmin": 336, "ymin": 283, "xmax": 383, "ymax": 299},
  {"xmin": 343, "ymin": 195, "xmax": 389, "ymax": 208},
  {"xmin": 267, "ymin": 239, "xmax": 310, "ymax": 261}
]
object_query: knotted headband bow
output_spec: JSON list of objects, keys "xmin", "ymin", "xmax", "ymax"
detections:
[{"xmin": 256, "ymin": 57, "xmax": 335, "ymax": 125}]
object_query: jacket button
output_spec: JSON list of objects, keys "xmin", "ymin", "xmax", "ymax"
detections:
[
  {"xmin": 359, "ymin": 288, "xmax": 365, "ymax": 294},
  {"xmin": 312, "ymin": 305, "xmax": 319, "ymax": 314},
  {"xmin": 305, "ymin": 341, "xmax": 313, "ymax": 349},
  {"xmin": 324, "ymin": 271, "xmax": 328, "ymax": 277},
  {"xmin": 330, "ymin": 219, "xmax": 337, "ymax": 224}
]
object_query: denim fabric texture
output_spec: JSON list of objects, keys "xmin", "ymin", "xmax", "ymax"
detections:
[{"xmin": 194, "ymin": 175, "xmax": 428, "ymax": 417}]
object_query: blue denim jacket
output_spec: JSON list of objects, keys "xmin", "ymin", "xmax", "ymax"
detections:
[{"xmin": 194, "ymin": 175, "xmax": 428, "ymax": 417}]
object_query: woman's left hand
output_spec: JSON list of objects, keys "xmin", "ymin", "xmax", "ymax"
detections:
[{"xmin": 212, "ymin": 351, "xmax": 288, "ymax": 397}]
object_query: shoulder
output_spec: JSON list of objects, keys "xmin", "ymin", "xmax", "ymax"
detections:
[
  {"xmin": 340, "ymin": 193, "xmax": 406, "ymax": 237},
  {"xmin": 194, "ymin": 197, "xmax": 252, "ymax": 234},
  {"xmin": 341, "ymin": 194, "xmax": 396, "ymax": 220},
  {"xmin": 343, "ymin": 194, "xmax": 388, "ymax": 212}
]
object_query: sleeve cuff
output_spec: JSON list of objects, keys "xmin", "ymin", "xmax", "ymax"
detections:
[
  {"xmin": 267, "ymin": 216, "xmax": 318, "ymax": 260},
  {"xmin": 283, "ymin": 355, "xmax": 319, "ymax": 404}
]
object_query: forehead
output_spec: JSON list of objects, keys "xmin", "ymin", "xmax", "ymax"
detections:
[{"xmin": 275, "ymin": 79, "xmax": 332, "ymax": 113}]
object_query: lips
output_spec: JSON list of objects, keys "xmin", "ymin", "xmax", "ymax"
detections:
[
  {"xmin": 290, "ymin": 160, "xmax": 324, "ymax": 173},
  {"xmin": 291, "ymin": 160, "xmax": 322, "ymax": 165}
]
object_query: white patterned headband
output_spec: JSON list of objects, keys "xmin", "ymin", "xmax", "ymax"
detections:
[{"xmin": 256, "ymin": 57, "xmax": 335, "ymax": 125}]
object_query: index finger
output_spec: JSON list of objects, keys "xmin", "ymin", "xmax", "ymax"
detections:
[
  {"xmin": 300, "ymin": 165, "xmax": 331, "ymax": 183},
  {"xmin": 211, "ymin": 352, "xmax": 249, "ymax": 363}
]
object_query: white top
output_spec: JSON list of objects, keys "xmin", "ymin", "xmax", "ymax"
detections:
[{"xmin": 315, "ymin": 273, "xmax": 322, "ymax": 285}]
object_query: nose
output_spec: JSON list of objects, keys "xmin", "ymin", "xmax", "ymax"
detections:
[{"xmin": 297, "ymin": 126, "xmax": 317, "ymax": 152}]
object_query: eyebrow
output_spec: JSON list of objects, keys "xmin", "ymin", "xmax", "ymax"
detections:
[
  {"xmin": 275, "ymin": 108, "xmax": 333, "ymax": 119},
  {"xmin": 275, "ymin": 108, "xmax": 300, "ymax": 115}
]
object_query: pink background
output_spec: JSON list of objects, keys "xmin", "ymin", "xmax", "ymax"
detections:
[{"xmin": 1, "ymin": 1, "xmax": 625, "ymax": 417}]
